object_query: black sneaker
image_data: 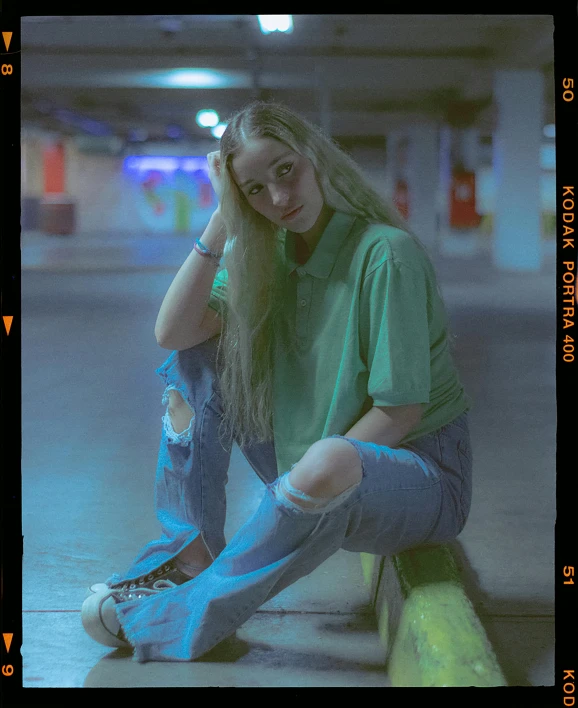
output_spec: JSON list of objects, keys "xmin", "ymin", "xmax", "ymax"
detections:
[
  {"xmin": 108, "ymin": 559, "xmax": 197, "ymax": 598},
  {"xmin": 82, "ymin": 559, "xmax": 203, "ymax": 649},
  {"xmin": 86, "ymin": 558, "xmax": 201, "ymax": 601}
]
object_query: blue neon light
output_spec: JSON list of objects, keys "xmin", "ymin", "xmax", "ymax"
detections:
[{"xmin": 123, "ymin": 156, "xmax": 210, "ymax": 175}]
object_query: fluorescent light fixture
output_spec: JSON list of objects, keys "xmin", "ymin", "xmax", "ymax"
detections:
[
  {"xmin": 257, "ymin": 15, "xmax": 293, "ymax": 34},
  {"xmin": 165, "ymin": 69, "xmax": 226, "ymax": 88},
  {"xmin": 543, "ymin": 124, "xmax": 555, "ymax": 139},
  {"xmin": 160, "ymin": 69, "xmax": 252, "ymax": 88},
  {"xmin": 79, "ymin": 69, "xmax": 251, "ymax": 89},
  {"xmin": 196, "ymin": 110, "xmax": 220, "ymax": 128},
  {"xmin": 211, "ymin": 123, "xmax": 227, "ymax": 139}
]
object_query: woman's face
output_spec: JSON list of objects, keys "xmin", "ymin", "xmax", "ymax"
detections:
[{"xmin": 230, "ymin": 137, "xmax": 325, "ymax": 233}]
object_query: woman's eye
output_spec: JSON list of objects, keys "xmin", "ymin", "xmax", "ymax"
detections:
[{"xmin": 246, "ymin": 163, "xmax": 292, "ymax": 196}]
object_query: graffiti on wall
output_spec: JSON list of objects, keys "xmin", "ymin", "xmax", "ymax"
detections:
[{"xmin": 123, "ymin": 156, "xmax": 218, "ymax": 232}]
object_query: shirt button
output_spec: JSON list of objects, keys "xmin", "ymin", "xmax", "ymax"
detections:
[
  {"xmin": 297, "ymin": 267, "xmax": 306, "ymax": 276},
  {"xmin": 299, "ymin": 299, "xmax": 307, "ymax": 307}
]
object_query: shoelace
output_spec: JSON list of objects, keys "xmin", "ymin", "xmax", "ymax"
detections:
[
  {"xmin": 107, "ymin": 559, "xmax": 205, "ymax": 599},
  {"xmin": 113, "ymin": 578, "xmax": 179, "ymax": 602},
  {"xmin": 111, "ymin": 563, "xmax": 176, "ymax": 593}
]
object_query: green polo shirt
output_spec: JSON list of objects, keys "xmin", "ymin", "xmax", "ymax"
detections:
[{"xmin": 208, "ymin": 210, "xmax": 472, "ymax": 475}]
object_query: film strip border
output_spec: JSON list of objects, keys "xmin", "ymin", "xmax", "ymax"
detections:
[{"xmin": 0, "ymin": 6, "xmax": 576, "ymax": 701}]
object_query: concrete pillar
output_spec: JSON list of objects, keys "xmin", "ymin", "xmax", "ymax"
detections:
[
  {"xmin": 21, "ymin": 133, "xmax": 44, "ymax": 197},
  {"xmin": 385, "ymin": 130, "xmax": 401, "ymax": 201},
  {"xmin": 438, "ymin": 125, "xmax": 453, "ymax": 253},
  {"xmin": 493, "ymin": 70, "xmax": 544, "ymax": 271},
  {"xmin": 406, "ymin": 122, "xmax": 439, "ymax": 253}
]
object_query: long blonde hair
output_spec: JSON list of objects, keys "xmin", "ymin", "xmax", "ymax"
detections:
[{"xmin": 216, "ymin": 100, "xmax": 453, "ymax": 449}]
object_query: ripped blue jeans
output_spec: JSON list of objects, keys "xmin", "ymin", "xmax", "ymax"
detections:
[{"xmin": 108, "ymin": 336, "xmax": 473, "ymax": 663}]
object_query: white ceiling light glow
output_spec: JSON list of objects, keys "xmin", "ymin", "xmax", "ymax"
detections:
[
  {"xmin": 211, "ymin": 123, "xmax": 227, "ymax": 139},
  {"xmin": 66, "ymin": 69, "xmax": 251, "ymax": 89},
  {"xmin": 196, "ymin": 110, "xmax": 220, "ymax": 128},
  {"xmin": 257, "ymin": 15, "xmax": 293, "ymax": 34},
  {"xmin": 165, "ymin": 70, "xmax": 229, "ymax": 88}
]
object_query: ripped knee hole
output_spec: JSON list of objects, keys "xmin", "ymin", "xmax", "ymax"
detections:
[
  {"xmin": 167, "ymin": 389, "xmax": 195, "ymax": 435},
  {"xmin": 277, "ymin": 472, "xmax": 360, "ymax": 510}
]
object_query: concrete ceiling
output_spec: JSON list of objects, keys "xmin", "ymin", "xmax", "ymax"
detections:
[{"xmin": 21, "ymin": 14, "xmax": 555, "ymax": 144}]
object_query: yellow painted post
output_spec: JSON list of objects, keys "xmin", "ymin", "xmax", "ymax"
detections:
[{"xmin": 364, "ymin": 546, "xmax": 508, "ymax": 687}]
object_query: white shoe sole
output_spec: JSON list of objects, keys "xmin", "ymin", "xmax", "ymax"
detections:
[
  {"xmin": 86, "ymin": 582, "xmax": 109, "ymax": 598},
  {"xmin": 81, "ymin": 588, "xmax": 129, "ymax": 648}
]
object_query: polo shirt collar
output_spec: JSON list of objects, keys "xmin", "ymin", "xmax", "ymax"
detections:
[{"xmin": 283, "ymin": 210, "xmax": 358, "ymax": 278}]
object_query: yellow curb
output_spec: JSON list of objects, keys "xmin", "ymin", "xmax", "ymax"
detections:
[
  {"xmin": 361, "ymin": 546, "xmax": 508, "ymax": 687},
  {"xmin": 359, "ymin": 552, "xmax": 381, "ymax": 599}
]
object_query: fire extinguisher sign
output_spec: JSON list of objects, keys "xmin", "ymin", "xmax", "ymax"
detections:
[
  {"xmin": 449, "ymin": 171, "xmax": 481, "ymax": 229},
  {"xmin": 394, "ymin": 179, "xmax": 409, "ymax": 219}
]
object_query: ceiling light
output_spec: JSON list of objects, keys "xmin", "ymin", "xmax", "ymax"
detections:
[
  {"xmin": 196, "ymin": 110, "xmax": 220, "ymax": 128},
  {"xmin": 163, "ymin": 69, "xmax": 244, "ymax": 88},
  {"xmin": 92, "ymin": 69, "xmax": 250, "ymax": 89},
  {"xmin": 257, "ymin": 15, "xmax": 293, "ymax": 34},
  {"xmin": 211, "ymin": 123, "xmax": 227, "ymax": 139}
]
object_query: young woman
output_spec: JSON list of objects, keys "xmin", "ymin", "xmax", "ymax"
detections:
[{"xmin": 82, "ymin": 100, "xmax": 473, "ymax": 662}]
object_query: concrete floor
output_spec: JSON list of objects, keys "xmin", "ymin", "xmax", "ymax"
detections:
[{"xmin": 20, "ymin": 230, "xmax": 555, "ymax": 687}]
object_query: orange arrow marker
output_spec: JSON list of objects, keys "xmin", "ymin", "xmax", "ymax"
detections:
[
  {"xmin": 3, "ymin": 316, "xmax": 13, "ymax": 335},
  {"xmin": 3, "ymin": 633, "xmax": 13, "ymax": 652},
  {"xmin": 2, "ymin": 32, "xmax": 12, "ymax": 51}
]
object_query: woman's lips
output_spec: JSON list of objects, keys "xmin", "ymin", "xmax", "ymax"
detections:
[{"xmin": 282, "ymin": 206, "xmax": 303, "ymax": 221}]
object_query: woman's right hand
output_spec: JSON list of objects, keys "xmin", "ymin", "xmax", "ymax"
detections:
[{"xmin": 207, "ymin": 151, "xmax": 223, "ymax": 204}]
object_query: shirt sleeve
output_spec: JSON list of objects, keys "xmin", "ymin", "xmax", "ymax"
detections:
[
  {"xmin": 207, "ymin": 268, "xmax": 228, "ymax": 318},
  {"xmin": 360, "ymin": 258, "xmax": 431, "ymax": 406}
]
